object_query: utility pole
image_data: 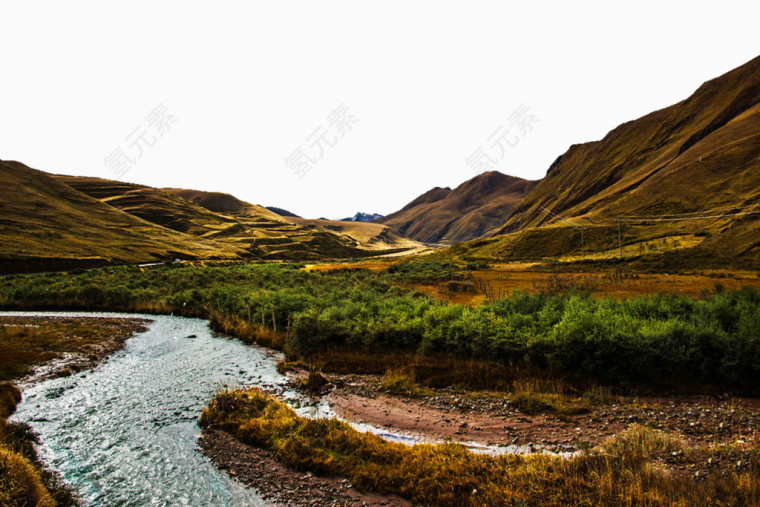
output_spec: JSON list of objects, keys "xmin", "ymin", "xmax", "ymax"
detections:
[
  {"xmin": 581, "ymin": 227, "xmax": 585, "ymax": 260},
  {"xmin": 617, "ymin": 217, "xmax": 622, "ymax": 258}
]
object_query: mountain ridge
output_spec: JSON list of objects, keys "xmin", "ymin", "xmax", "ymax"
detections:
[
  {"xmin": 378, "ymin": 171, "xmax": 537, "ymax": 244},
  {"xmin": 449, "ymin": 55, "xmax": 760, "ymax": 264}
]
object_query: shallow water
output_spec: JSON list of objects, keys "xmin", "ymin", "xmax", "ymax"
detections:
[
  {"xmin": 4, "ymin": 310, "xmax": 545, "ymax": 506},
  {"xmin": 6, "ymin": 312, "xmax": 276, "ymax": 506}
]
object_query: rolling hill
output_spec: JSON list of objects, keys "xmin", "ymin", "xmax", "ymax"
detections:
[
  {"xmin": 0, "ymin": 161, "xmax": 245, "ymax": 273},
  {"xmin": 0, "ymin": 162, "xmax": 424, "ymax": 273},
  {"xmin": 378, "ymin": 171, "xmax": 538, "ymax": 244},
  {"xmin": 290, "ymin": 218, "xmax": 422, "ymax": 252},
  {"xmin": 56, "ymin": 177, "xmax": 425, "ymax": 262}
]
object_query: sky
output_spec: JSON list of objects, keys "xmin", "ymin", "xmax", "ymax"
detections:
[{"xmin": 2, "ymin": 2, "xmax": 759, "ymax": 219}]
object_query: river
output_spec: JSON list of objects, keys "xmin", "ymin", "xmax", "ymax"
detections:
[
  {"xmin": 4, "ymin": 310, "xmax": 526, "ymax": 506},
  {"xmin": 6, "ymin": 311, "xmax": 278, "ymax": 506}
]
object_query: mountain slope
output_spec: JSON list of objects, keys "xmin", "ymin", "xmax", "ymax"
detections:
[
  {"xmin": 499, "ymin": 56, "xmax": 760, "ymax": 232},
  {"xmin": 265, "ymin": 206, "xmax": 300, "ymax": 218},
  {"xmin": 0, "ymin": 162, "xmax": 425, "ymax": 273},
  {"xmin": 456, "ymin": 55, "xmax": 760, "ymax": 263},
  {"xmin": 379, "ymin": 171, "xmax": 538, "ymax": 244},
  {"xmin": 0, "ymin": 161, "xmax": 244, "ymax": 272}
]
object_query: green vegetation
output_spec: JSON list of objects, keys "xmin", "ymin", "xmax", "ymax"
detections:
[
  {"xmin": 2, "ymin": 263, "xmax": 760, "ymax": 392},
  {"xmin": 201, "ymin": 387, "xmax": 760, "ymax": 506}
]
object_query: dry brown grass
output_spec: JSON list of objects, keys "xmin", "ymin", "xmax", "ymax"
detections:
[
  {"xmin": 303, "ymin": 259, "xmax": 399, "ymax": 273},
  {"xmin": 380, "ymin": 369, "xmax": 430, "ymax": 398},
  {"xmin": 0, "ymin": 385, "xmax": 64, "ymax": 506},
  {"xmin": 208, "ymin": 312, "xmax": 286, "ymax": 350},
  {"xmin": 511, "ymin": 378, "xmax": 591, "ymax": 418},
  {"xmin": 0, "ymin": 446, "xmax": 55, "ymax": 507},
  {"xmin": 0, "ymin": 317, "xmax": 149, "ymax": 382},
  {"xmin": 202, "ymin": 388, "xmax": 760, "ymax": 506},
  {"xmin": 0, "ymin": 385, "xmax": 21, "ymax": 420},
  {"xmin": 412, "ymin": 267, "xmax": 760, "ymax": 305}
]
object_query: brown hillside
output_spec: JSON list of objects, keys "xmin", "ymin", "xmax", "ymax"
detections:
[
  {"xmin": 161, "ymin": 188, "xmax": 287, "ymax": 222},
  {"xmin": 379, "ymin": 171, "xmax": 537, "ymax": 244},
  {"xmin": 57, "ymin": 176, "xmax": 421, "ymax": 261},
  {"xmin": 161, "ymin": 187, "xmax": 424, "ymax": 255},
  {"xmin": 450, "ymin": 56, "xmax": 760, "ymax": 264},
  {"xmin": 290, "ymin": 218, "xmax": 424, "ymax": 252},
  {"xmin": 0, "ymin": 161, "xmax": 244, "ymax": 272},
  {"xmin": 498, "ymin": 55, "xmax": 760, "ymax": 233}
]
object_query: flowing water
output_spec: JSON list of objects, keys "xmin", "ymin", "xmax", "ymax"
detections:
[
  {"xmin": 4, "ymin": 311, "xmax": 541, "ymax": 506},
  {"xmin": 6, "ymin": 312, "xmax": 278, "ymax": 506}
]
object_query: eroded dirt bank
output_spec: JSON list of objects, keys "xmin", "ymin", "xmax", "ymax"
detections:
[
  {"xmin": 327, "ymin": 375, "xmax": 758, "ymax": 448},
  {"xmin": 323, "ymin": 373, "xmax": 760, "ymax": 478},
  {"xmin": 201, "ymin": 369, "xmax": 759, "ymax": 503}
]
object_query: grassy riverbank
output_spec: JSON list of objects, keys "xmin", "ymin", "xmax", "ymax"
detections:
[
  {"xmin": 0, "ymin": 383, "xmax": 59, "ymax": 507},
  {"xmin": 201, "ymin": 387, "xmax": 760, "ymax": 506},
  {"xmin": 2, "ymin": 262, "xmax": 760, "ymax": 393},
  {"xmin": 0, "ymin": 317, "xmax": 149, "ymax": 506}
]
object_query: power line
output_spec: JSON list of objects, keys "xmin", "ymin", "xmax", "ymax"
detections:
[
  {"xmin": 535, "ymin": 205, "xmax": 582, "ymax": 229},
  {"xmin": 520, "ymin": 200, "xmax": 760, "ymax": 261},
  {"xmin": 619, "ymin": 203, "xmax": 758, "ymax": 219},
  {"xmin": 619, "ymin": 209, "xmax": 760, "ymax": 223}
]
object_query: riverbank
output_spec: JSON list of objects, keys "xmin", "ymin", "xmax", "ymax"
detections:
[
  {"xmin": 0, "ymin": 316, "xmax": 151, "ymax": 384},
  {"xmin": 200, "ymin": 386, "xmax": 760, "ymax": 505},
  {"xmin": 320, "ymin": 372, "xmax": 760, "ymax": 458},
  {"xmin": 0, "ymin": 316, "xmax": 150, "ymax": 507},
  {"xmin": 199, "ymin": 428, "xmax": 411, "ymax": 506}
]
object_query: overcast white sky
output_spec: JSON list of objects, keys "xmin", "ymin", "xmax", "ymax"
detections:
[{"xmin": 2, "ymin": 2, "xmax": 759, "ymax": 219}]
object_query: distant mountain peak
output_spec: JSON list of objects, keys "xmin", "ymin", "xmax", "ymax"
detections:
[{"xmin": 341, "ymin": 212, "xmax": 384, "ymax": 223}]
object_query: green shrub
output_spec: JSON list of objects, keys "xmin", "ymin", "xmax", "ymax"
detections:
[{"xmin": 2, "ymin": 263, "xmax": 760, "ymax": 391}]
